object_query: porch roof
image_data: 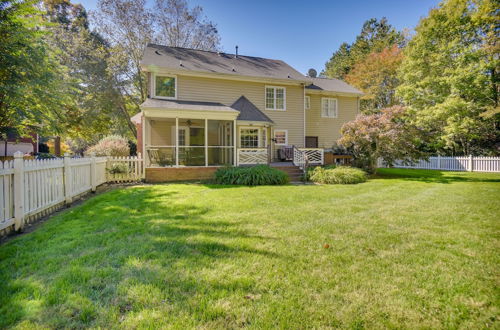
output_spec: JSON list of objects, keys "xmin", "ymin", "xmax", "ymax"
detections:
[
  {"xmin": 231, "ymin": 96, "xmax": 274, "ymax": 124},
  {"xmin": 141, "ymin": 98, "xmax": 239, "ymax": 113}
]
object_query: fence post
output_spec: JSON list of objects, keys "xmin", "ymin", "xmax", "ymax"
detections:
[
  {"xmin": 90, "ymin": 153, "xmax": 97, "ymax": 192},
  {"xmin": 437, "ymin": 155, "xmax": 441, "ymax": 170},
  {"xmin": 63, "ymin": 153, "xmax": 73, "ymax": 205},
  {"xmin": 13, "ymin": 151, "xmax": 25, "ymax": 231},
  {"xmin": 468, "ymin": 155, "xmax": 473, "ymax": 172}
]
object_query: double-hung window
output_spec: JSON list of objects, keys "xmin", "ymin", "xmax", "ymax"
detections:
[
  {"xmin": 321, "ymin": 98, "xmax": 338, "ymax": 118},
  {"xmin": 265, "ymin": 86, "xmax": 286, "ymax": 110},
  {"xmin": 154, "ymin": 74, "xmax": 177, "ymax": 99},
  {"xmin": 240, "ymin": 129, "xmax": 259, "ymax": 148}
]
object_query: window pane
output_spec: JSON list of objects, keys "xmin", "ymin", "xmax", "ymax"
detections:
[
  {"xmin": 321, "ymin": 99, "xmax": 328, "ymax": 117},
  {"xmin": 240, "ymin": 129, "xmax": 259, "ymax": 148},
  {"xmin": 276, "ymin": 88, "xmax": 284, "ymax": 109},
  {"xmin": 155, "ymin": 76, "xmax": 176, "ymax": 97},
  {"xmin": 266, "ymin": 88, "xmax": 275, "ymax": 109},
  {"xmin": 274, "ymin": 131, "xmax": 286, "ymax": 145}
]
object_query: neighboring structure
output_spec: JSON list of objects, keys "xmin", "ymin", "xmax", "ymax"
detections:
[
  {"xmin": 135, "ymin": 44, "xmax": 363, "ymax": 181},
  {"xmin": 1, "ymin": 130, "xmax": 38, "ymax": 157}
]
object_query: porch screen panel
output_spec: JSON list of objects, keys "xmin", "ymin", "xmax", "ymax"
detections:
[
  {"xmin": 178, "ymin": 119, "xmax": 205, "ymax": 166},
  {"xmin": 147, "ymin": 118, "xmax": 176, "ymax": 166},
  {"xmin": 207, "ymin": 120, "xmax": 234, "ymax": 166}
]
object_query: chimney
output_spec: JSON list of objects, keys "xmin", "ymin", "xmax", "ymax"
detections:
[{"xmin": 235, "ymin": 45, "xmax": 238, "ymax": 58}]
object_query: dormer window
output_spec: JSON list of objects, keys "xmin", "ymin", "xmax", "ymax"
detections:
[{"xmin": 153, "ymin": 74, "xmax": 177, "ymax": 99}]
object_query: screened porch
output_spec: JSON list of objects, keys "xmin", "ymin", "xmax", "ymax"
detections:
[{"xmin": 145, "ymin": 118, "xmax": 235, "ymax": 167}]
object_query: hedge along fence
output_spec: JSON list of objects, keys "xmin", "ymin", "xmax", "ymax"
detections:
[{"xmin": 0, "ymin": 151, "xmax": 144, "ymax": 236}]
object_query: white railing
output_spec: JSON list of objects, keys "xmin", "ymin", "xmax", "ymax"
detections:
[
  {"xmin": 237, "ymin": 148, "xmax": 268, "ymax": 165},
  {"xmin": 0, "ymin": 152, "xmax": 145, "ymax": 233},
  {"xmin": 379, "ymin": 155, "xmax": 500, "ymax": 172},
  {"xmin": 300, "ymin": 148, "xmax": 324, "ymax": 165},
  {"xmin": 293, "ymin": 147, "xmax": 324, "ymax": 169}
]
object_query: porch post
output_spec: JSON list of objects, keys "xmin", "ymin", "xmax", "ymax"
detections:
[
  {"xmin": 233, "ymin": 119, "xmax": 237, "ymax": 166},
  {"xmin": 205, "ymin": 118, "xmax": 208, "ymax": 167},
  {"xmin": 175, "ymin": 117, "xmax": 179, "ymax": 167}
]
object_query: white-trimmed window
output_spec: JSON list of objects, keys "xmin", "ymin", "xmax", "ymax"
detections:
[
  {"xmin": 265, "ymin": 86, "xmax": 286, "ymax": 110},
  {"xmin": 240, "ymin": 128, "xmax": 259, "ymax": 148},
  {"xmin": 273, "ymin": 130, "xmax": 288, "ymax": 145},
  {"xmin": 154, "ymin": 74, "xmax": 177, "ymax": 99},
  {"xmin": 305, "ymin": 96, "xmax": 310, "ymax": 110},
  {"xmin": 321, "ymin": 98, "xmax": 338, "ymax": 118}
]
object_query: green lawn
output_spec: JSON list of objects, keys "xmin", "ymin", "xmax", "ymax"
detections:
[{"xmin": 1, "ymin": 169, "xmax": 499, "ymax": 329}]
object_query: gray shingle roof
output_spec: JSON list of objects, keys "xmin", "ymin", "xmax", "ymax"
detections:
[
  {"xmin": 231, "ymin": 96, "xmax": 274, "ymax": 123},
  {"xmin": 305, "ymin": 77, "xmax": 363, "ymax": 95},
  {"xmin": 141, "ymin": 44, "xmax": 306, "ymax": 81},
  {"xmin": 141, "ymin": 98, "xmax": 238, "ymax": 112}
]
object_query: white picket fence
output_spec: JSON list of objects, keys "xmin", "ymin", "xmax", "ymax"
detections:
[
  {"xmin": 0, "ymin": 152, "xmax": 144, "ymax": 234},
  {"xmin": 379, "ymin": 155, "xmax": 500, "ymax": 173}
]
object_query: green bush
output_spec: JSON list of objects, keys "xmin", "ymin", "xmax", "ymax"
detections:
[
  {"xmin": 309, "ymin": 166, "xmax": 367, "ymax": 184},
  {"xmin": 107, "ymin": 162, "xmax": 129, "ymax": 174},
  {"xmin": 214, "ymin": 165, "xmax": 289, "ymax": 186}
]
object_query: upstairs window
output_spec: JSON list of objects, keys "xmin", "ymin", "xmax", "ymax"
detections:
[
  {"xmin": 305, "ymin": 96, "xmax": 310, "ymax": 110},
  {"xmin": 154, "ymin": 74, "xmax": 176, "ymax": 99},
  {"xmin": 265, "ymin": 86, "xmax": 286, "ymax": 110},
  {"xmin": 321, "ymin": 98, "xmax": 338, "ymax": 118}
]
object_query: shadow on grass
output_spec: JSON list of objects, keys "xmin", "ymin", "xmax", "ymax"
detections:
[
  {"xmin": 375, "ymin": 168, "xmax": 500, "ymax": 183},
  {"xmin": 0, "ymin": 186, "xmax": 280, "ymax": 328}
]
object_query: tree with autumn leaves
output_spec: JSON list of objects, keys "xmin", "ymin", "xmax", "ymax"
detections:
[{"xmin": 329, "ymin": 0, "xmax": 499, "ymax": 162}]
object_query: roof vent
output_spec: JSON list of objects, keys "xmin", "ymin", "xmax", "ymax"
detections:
[
  {"xmin": 155, "ymin": 50, "xmax": 161, "ymax": 55},
  {"xmin": 235, "ymin": 45, "xmax": 238, "ymax": 58},
  {"xmin": 217, "ymin": 51, "xmax": 221, "ymax": 56},
  {"xmin": 179, "ymin": 60, "xmax": 183, "ymax": 67},
  {"xmin": 232, "ymin": 67, "xmax": 236, "ymax": 72}
]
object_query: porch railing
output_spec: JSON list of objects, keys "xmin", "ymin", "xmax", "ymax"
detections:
[
  {"xmin": 292, "ymin": 147, "xmax": 324, "ymax": 170},
  {"xmin": 237, "ymin": 148, "xmax": 268, "ymax": 165}
]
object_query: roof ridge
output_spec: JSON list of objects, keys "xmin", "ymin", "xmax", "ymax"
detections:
[{"xmin": 147, "ymin": 43, "xmax": 283, "ymax": 63}]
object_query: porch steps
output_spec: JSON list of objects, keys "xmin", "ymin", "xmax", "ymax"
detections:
[{"xmin": 270, "ymin": 164, "xmax": 304, "ymax": 182}]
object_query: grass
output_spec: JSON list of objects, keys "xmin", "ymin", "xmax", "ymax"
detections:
[{"xmin": 0, "ymin": 168, "xmax": 499, "ymax": 328}]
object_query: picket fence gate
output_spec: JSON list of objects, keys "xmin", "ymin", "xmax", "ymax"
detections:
[
  {"xmin": 0, "ymin": 152, "xmax": 144, "ymax": 233},
  {"xmin": 378, "ymin": 155, "xmax": 500, "ymax": 173}
]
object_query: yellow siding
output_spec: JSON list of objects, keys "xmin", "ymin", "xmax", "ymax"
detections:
[
  {"xmin": 305, "ymin": 94, "xmax": 358, "ymax": 148},
  {"xmin": 177, "ymin": 75, "xmax": 305, "ymax": 147}
]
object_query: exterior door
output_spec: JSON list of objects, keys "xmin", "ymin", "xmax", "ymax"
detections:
[{"xmin": 305, "ymin": 136, "xmax": 318, "ymax": 148}]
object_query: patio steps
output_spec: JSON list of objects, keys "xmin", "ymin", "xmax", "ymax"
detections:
[{"xmin": 270, "ymin": 164, "xmax": 304, "ymax": 182}]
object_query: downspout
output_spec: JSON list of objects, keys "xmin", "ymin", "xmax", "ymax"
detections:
[{"xmin": 303, "ymin": 83, "xmax": 306, "ymax": 147}]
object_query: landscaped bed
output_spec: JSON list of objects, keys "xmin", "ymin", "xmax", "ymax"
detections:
[{"xmin": 0, "ymin": 169, "xmax": 498, "ymax": 328}]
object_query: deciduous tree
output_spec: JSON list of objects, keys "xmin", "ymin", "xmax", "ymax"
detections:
[
  {"xmin": 397, "ymin": 0, "xmax": 499, "ymax": 155},
  {"xmin": 338, "ymin": 106, "xmax": 428, "ymax": 173},
  {"xmin": 345, "ymin": 45, "xmax": 404, "ymax": 112}
]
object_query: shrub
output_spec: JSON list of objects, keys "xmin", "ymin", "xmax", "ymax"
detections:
[
  {"xmin": 107, "ymin": 162, "xmax": 129, "ymax": 174},
  {"xmin": 309, "ymin": 166, "xmax": 367, "ymax": 184},
  {"xmin": 214, "ymin": 165, "xmax": 289, "ymax": 186},
  {"xmin": 85, "ymin": 135, "xmax": 130, "ymax": 157}
]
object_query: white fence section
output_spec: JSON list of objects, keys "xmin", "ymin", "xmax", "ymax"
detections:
[
  {"xmin": 0, "ymin": 152, "xmax": 144, "ymax": 233},
  {"xmin": 379, "ymin": 155, "xmax": 500, "ymax": 173},
  {"xmin": 237, "ymin": 148, "xmax": 268, "ymax": 165},
  {"xmin": 293, "ymin": 147, "xmax": 324, "ymax": 169},
  {"xmin": 0, "ymin": 161, "xmax": 14, "ymax": 230}
]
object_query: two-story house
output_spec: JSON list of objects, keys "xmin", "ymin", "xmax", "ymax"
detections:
[{"xmin": 134, "ymin": 44, "xmax": 362, "ymax": 182}]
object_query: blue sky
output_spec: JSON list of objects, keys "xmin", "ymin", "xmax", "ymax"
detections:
[{"xmin": 77, "ymin": 0, "xmax": 440, "ymax": 74}]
